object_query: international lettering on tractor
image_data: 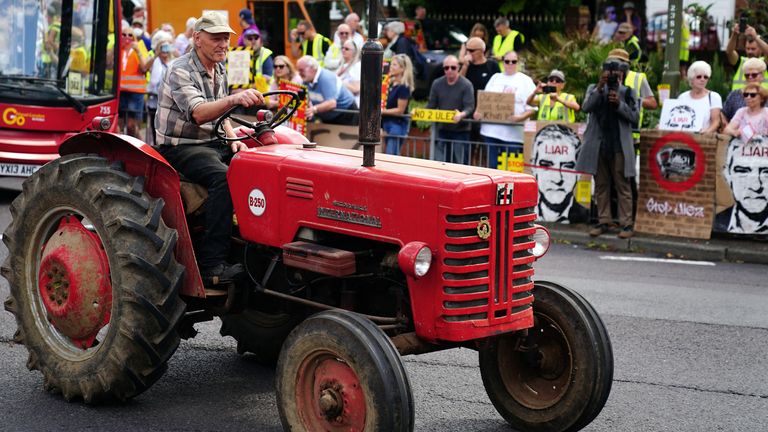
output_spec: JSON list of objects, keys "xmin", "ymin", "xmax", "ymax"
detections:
[{"xmin": 2, "ymin": 2, "xmax": 613, "ymax": 431}]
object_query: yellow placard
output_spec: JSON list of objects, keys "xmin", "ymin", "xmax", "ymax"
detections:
[
  {"xmin": 496, "ymin": 151, "xmax": 524, "ymax": 172},
  {"xmin": 411, "ymin": 108, "xmax": 458, "ymax": 123},
  {"xmin": 575, "ymin": 179, "xmax": 592, "ymax": 206}
]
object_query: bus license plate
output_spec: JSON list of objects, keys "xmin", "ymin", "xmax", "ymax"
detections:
[{"xmin": 0, "ymin": 163, "xmax": 40, "ymax": 177}]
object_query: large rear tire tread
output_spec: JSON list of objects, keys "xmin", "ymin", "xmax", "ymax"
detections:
[
  {"xmin": 276, "ymin": 310, "xmax": 415, "ymax": 432},
  {"xmin": 2, "ymin": 154, "xmax": 186, "ymax": 403},
  {"xmin": 479, "ymin": 281, "xmax": 613, "ymax": 432}
]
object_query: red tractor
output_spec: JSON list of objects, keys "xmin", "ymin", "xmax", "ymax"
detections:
[{"xmin": 2, "ymin": 3, "xmax": 613, "ymax": 431}]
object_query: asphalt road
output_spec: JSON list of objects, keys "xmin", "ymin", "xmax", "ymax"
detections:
[{"xmin": 0, "ymin": 185, "xmax": 766, "ymax": 431}]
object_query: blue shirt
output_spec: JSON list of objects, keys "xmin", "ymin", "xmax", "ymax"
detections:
[{"xmin": 306, "ymin": 68, "xmax": 356, "ymax": 122}]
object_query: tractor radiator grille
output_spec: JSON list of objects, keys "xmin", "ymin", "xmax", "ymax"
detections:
[{"xmin": 441, "ymin": 207, "xmax": 536, "ymax": 323}]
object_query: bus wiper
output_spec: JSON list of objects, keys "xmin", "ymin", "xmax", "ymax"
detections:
[{"xmin": 41, "ymin": 81, "xmax": 87, "ymax": 114}]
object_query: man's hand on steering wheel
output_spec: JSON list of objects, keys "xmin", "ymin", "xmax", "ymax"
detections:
[{"xmin": 228, "ymin": 89, "xmax": 265, "ymax": 108}]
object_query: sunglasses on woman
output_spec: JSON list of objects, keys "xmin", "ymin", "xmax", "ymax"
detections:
[
  {"xmin": 745, "ymin": 72, "xmax": 761, "ymax": 79},
  {"xmin": 743, "ymin": 92, "xmax": 760, "ymax": 98},
  {"xmin": 504, "ymin": 59, "xmax": 518, "ymax": 64},
  {"xmin": 274, "ymin": 64, "xmax": 287, "ymax": 69}
]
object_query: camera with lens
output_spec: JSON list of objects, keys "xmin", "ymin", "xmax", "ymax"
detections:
[{"xmin": 602, "ymin": 60, "xmax": 626, "ymax": 91}]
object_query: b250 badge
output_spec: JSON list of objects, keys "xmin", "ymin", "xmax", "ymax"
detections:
[{"xmin": 477, "ymin": 216, "xmax": 491, "ymax": 240}]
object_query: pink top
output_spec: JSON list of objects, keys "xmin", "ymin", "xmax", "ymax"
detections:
[{"xmin": 730, "ymin": 106, "xmax": 768, "ymax": 142}]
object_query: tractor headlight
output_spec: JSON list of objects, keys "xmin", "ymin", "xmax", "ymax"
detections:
[
  {"xmin": 531, "ymin": 225, "xmax": 551, "ymax": 259},
  {"xmin": 398, "ymin": 242, "xmax": 432, "ymax": 279}
]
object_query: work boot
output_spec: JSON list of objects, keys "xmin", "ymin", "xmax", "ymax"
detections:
[
  {"xmin": 617, "ymin": 225, "xmax": 634, "ymax": 239},
  {"xmin": 589, "ymin": 223, "xmax": 608, "ymax": 237},
  {"xmin": 200, "ymin": 263, "xmax": 245, "ymax": 287}
]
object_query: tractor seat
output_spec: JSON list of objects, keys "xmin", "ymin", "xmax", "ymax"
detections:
[{"xmin": 179, "ymin": 178, "xmax": 208, "ymax": 215}]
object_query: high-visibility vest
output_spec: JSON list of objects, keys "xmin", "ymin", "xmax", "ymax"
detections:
[
  {"xmin": 120, "ymin": 48, "xmax": 146, "ymax": 93},
  {"xmin": 624, "ymin": 70, "xmax": 647, "ymax": 140},
  {"xmin": 254, "ymin": 47, "xmax": 273, "ymax": 78},
  {"xmin": 626, "ymin": 35, "xmax": 641, "ymax": 66},
  {"xmin": 731, "ymin": 56, "xmax": 768, "ymax": 90},
  {"xmin": 302, "ymin": 33, "xmax": 332, "ymax": 67},
  {"xmin": 680, "ymin": 21, "xmax": 690, "ymax": 62},
  {"xmin": 537, "ymin": 92, "xmax": 576, "ymax": 123},
  {"xmin": 492, "ymin": 30, "xmax": 523, "ymax": 71},
  {"xmin": 41, "ymin": 21, "xmax": 61, "ymax": 64}
]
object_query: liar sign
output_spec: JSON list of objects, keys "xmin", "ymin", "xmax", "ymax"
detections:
[{"xmin": 248, "ymin": 188, "xmax": 266, "ymax": 216}]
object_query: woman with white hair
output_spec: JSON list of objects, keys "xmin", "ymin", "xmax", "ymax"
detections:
[
  {"xmin": 337, "ymin": 39, "xmax": 362, "ymax": 106},
  {"xmin": 383, "ymin": 21, "xmax": 412, "ymax": 60},
  {"xmin": 722, "ymin": 57, "xmax": 767, "ymax": 122},
  {"xmin": 146, "ymin": 30, "xmax": 175, "ymax": 145},
  {"xmin": 676, "ymin": 60, "xmax": 722, "ymax": 133}
]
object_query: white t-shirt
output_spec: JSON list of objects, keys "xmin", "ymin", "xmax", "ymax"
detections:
[
  {"xmin": 338, "ymin": 61, "xmax": 361, "ymax": 106},
  {"xmin": 677, "ymin": 90, "xmax": 723, "ymax": 132},
  {"xmin": 479, "ymin": 72, "xmax": 536, "ymax": 143},
  {"xmin": 595, "ymin": 20, "xmax": 618, "ymax": 44}
]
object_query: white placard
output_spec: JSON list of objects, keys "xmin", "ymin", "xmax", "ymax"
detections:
[
  {"xmin": 658, "ymin": 98, "xmax": 703, "ymax": 132},
  {"xmin": 227, "ymin": 50, "xmax": 252, "ymax": 86}
]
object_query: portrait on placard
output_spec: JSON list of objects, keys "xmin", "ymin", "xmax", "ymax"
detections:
[
  {"xmin": 659, "ymin": 98, "xmax": 702, "ymax": 132},
  {"xmin": 714, "ymin": 136, "xmax": 768, "ymax": 234},
  {"xmin": 530, "ymin": 123, "xmax": 590, "ymax": 223}
]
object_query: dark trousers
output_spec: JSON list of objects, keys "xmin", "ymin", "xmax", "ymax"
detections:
[
  {"xmin": 485, "ymin": 136, "xmax": 523, "ymax": 169},
  {"xmin": 595, "ymin": 151, "xmax": 633, "ymax": 227},
  {"xmin": 435, "ymin": 129, "xmax": 470, "ymax": 164},
  {"xmin": 157, "ymin": 143, "xmax": 234, "ymax": 269}
]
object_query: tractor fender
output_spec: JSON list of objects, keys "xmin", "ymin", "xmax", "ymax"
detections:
[{"xmin": 60, "ymin": 132, "xmax": 205, "ymax": 298}]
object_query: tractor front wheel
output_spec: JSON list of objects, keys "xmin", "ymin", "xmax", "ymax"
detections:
[
  {"xmin": 2, "ymin": 154, "xmax": 185, "ymax": 402},
  {"xmin": 479, "ymin": 281, "xmax": 613, "ymax": 432},
  {"xmin": 276, "ymin": 310, "xmax": 414, "ymax": 431}
]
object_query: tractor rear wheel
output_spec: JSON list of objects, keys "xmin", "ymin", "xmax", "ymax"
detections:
[
  {"xmin": 479, "ymin": 281, "xmax": 613, "ymax": 432},
  {"xmin": 2, "ymin": 154, "xmax": 186, "ymax": 402},
  {"xmin": 276, "ymin": 310, "xmax": 414, "ymax": 431}
]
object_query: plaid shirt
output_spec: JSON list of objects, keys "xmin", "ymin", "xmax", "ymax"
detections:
[{"xmin": 155, "ymin": 49, "xmax": 229, "ymax": 146}]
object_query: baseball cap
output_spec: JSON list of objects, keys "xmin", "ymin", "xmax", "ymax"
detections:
[
  {"xmin": 548, "ymin": 69, "xmax": 565, "ymax": 81},
  {"xmin": 607, "ymin": 48, "xmax": 631, "ymax": 63},
  {"xmin": 239, "ymin": 8, "xmax": 255, "ymax": 25},
  {"xmin": 617, "ymin": 23, "xmax": 633, "ymax": 34},
  {"xmin": 243, "ymin": 27, "xmax": 260, "ymax": 38},
  {"xmin": 623, "ymin": 2, "xmax": 635, "ymax": 9},
  {"xmin": 195, "ymin": 11, "xmax": 236, "ymax": 34}
]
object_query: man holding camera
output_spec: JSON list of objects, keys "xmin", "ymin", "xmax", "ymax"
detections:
[
  {"xmin": 575, "ymin": 56, "xmax": 639, "ymax": 238},
  {"xmin": 526, "ymin": 69, "xmax": 580, "ymax": 123},
  {"xmin": 726, "ymin": 21, "xmax": 768, "ymax": 91}
]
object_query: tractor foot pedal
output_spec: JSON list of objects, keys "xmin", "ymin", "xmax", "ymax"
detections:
[{"xmin": 204, "ymin": 287, "xmax": 230, "ymax": 297}]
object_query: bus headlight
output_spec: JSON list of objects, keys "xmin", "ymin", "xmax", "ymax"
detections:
[
  {"xmin": 398, "ymin": 242, "xmax": 432, "ymax": 278},
  {"xmin": 532, "ymin": 225, "xmax": 551, "ymax": 258}
]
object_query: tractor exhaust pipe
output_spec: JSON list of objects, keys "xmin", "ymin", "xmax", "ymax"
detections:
[{"xmin": 358, "ymin": 0, "xmax": 383, "ymax": 167}]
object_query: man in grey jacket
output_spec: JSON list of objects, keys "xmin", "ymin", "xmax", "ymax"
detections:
[{"xmin": 575, "ymin": 58, "xmax": 639, "ymax": 238}]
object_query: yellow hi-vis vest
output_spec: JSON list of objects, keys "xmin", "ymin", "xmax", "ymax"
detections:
[
  {"xmin": 624, "ymin": 70, "xmax": 647, "ymax": 140},
  {"xmin": 680, "ymin": 21, "xmax": 690, "ymax": 62},
  {"xmin": 537, "ymin": 92, "xmax": 576, "ymax": 123},
  {"xmin": 731, "ymin": 56, "xmax": 768, "ymax": 90},
  {"xmin": 492, "ymin": 30, "xmax": 523, "ymax": 71},
  {"xmin": 302, "ymin": 33, "xmax": 332, "ymax": 67},
  {"xmin": 626, "ymin": 35, "xmax": 641, "ymax": 66}
]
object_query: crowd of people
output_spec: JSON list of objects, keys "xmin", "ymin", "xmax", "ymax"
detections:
[{"xmin": 115, "ymin": 5, "xmax": 767, "ymax": 245}]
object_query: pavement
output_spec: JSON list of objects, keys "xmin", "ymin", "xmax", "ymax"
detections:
[{"xmin": 543, "ymin": 222, "xmax": 768, "ymax": 266}]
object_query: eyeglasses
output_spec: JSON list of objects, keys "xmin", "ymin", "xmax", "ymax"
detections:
[
  {"xmin": 548, "ymin": 77, "xmax": 564, "ymax": 83},
  {"xmin": 246, "ymin": 35, "xmax": 260, "ymax": 40},
  {"xmin": 504, "ymin": 59, "xmax": 518, "ymax": 64},
  {"xmin": 743, "ymin": 92, "xmax": 760, "ymax": 98},
  {"xmin": 695, "ymin": 75, "xmax": 710, "ymax": 80},
  {"xmin": 121, "ymin": 33, "xmax": 132, "ymax": 37},
  {"xmin": 443, "ymin": 65, "xmax": 458, "ymax": 71},
  {"xmin": 745, "ymin": 72, "xmax": 761, "ymax": 79},
  {"xmin": 338, "ymin": 32, "xmax": 349, "ymax": 36},
  {"xmin": 274, "ymin": 64, "xmax": 287, "ymax": 69}
]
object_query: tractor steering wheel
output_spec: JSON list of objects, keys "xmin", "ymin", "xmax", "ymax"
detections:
[{"xmin": 214, "ymin": 90, "xmax": 303, "ymax": 142}]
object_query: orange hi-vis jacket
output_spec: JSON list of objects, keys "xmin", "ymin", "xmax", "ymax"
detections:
[{"xmin": 120, "ymin": 48, "xmax": 146, "ymax": 93}]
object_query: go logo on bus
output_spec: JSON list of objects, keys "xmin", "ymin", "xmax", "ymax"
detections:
[{"xmin": 2, "ymin": 108, "xmax": 26, "ymax": 126}]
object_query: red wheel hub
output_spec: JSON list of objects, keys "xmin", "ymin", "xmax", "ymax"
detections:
[
  {"xmin": 297, "ymin": 355, "xmax": 367, "ymax": 431},
  {"xmin": 38, "ymin": 216, "xmax": 111, "ymax": 349}
]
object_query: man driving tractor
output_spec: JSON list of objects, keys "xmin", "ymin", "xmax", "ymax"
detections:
[{"xmin": 154, "ymin": 11, "xmax": 265, "ymax": 288}]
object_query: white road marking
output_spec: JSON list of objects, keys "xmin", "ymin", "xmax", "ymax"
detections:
[{"xmin": 599, "ymin": 255, "xmax": 716, "ymax": 266}]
